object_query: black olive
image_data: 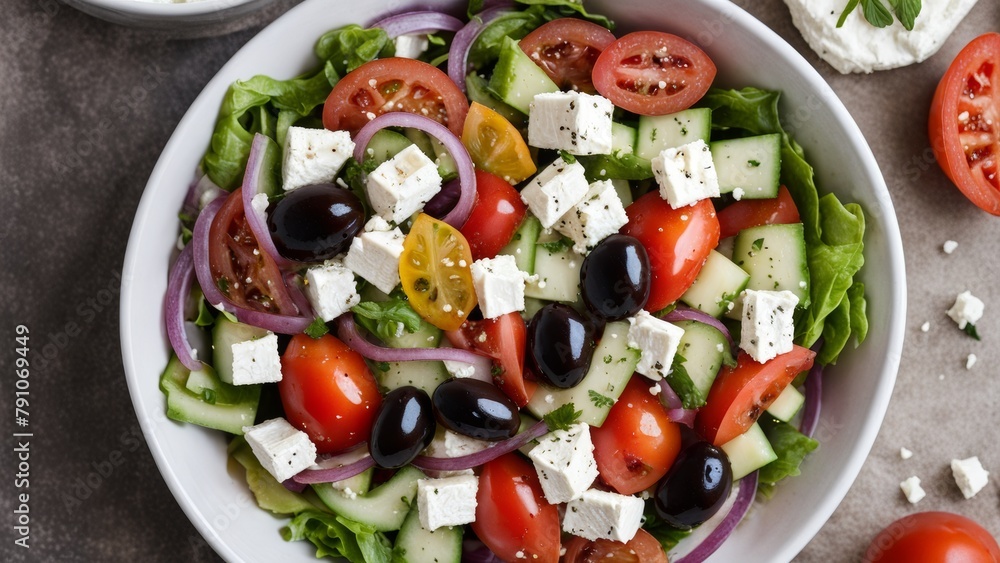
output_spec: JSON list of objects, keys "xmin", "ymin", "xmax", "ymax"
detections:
[
  {"xmin": 580, "ymin": 234, "xmax": 650, "ymax": 321},
  {"xmin": 266, "ymin": 184, "xmax": 364, "ymax": 262},
  {"xmin": 369, "ymin": 386, "xmax": 435, "ymax": 469},
  {"xmin": 654, "ymin": 441, "xmax": 733, "ymax": 529},
  {"xmin": 432, "ymin": 379, "xmax": 520, "ymax": 441},
  {"xmin": 527, "ymin": 303, "xmax": 596, "ymax": 388}
]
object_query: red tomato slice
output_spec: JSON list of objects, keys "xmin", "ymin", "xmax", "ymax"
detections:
[
  {"xmin": 696, "ymin": 346, "xmax": 816, "ymax": 446},
  {"xmin": 620, "ymin": 193, "xmax": 719, "ymax": 312},
  {"xmin": 208, "ymin": 188, "xmax": 297, "ymax": 315},
  {"xmin": 473, "ymin": 453, "xmax": 561, "ymax": 563},
  {"xmin": 460, "ymin": 170, "xmax": 527, "ymax": 261},
  {"xmin": 446, "ymin": 312, "xmax": 531, "ymax": 407},
  {"xmin": 929, "ymin": 33, "xmax": 1000, "ymax": 215},
  {"xmin": 591, "ymin": 375, "xmax": 682, "ymax": 495},
  {"xmin": 592, "ymin": 31, "xmax": 717, "ymax": 116},
  {"xmin": 322, "ymin": 58, "xmax": 469, "ymax": 137},
  {"xmin": 717, "ymin": 185, "xmax": 801, "ymax": 239},
  {"xmin": 864, "ymin": 512, "xmax": 1000, "ymax": 563},
  {"xmin": 518, "ymin": 18, "xmax": 617, "ymax": 94},
  {"xmin": 279, "ymin": 333, "xmax": 383, "ymax": 454},
  {"xmin": 563, "ymin": 529, "xmax": 668, "ymax": 563}
]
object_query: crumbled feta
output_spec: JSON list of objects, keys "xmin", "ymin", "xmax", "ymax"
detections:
[
  {"xmin": 900, "ymin": 447, "xmax": 913, "ymax": 460},
  {"xmin": 528, "ymin": 91, "xmax": 614, "ymax": 155},
  {"xmin": 283, "ymin": 126, "xmax": 355, "ymax": 191},
  {"xmin": 344, "ymin": 222, "xmax": 405, "ymax": 294},
  {"xmin": 242, "ymin": 418, "xmax": 317, "ymax": 482},
  {"xmin": 951, "ymin": 456, "xmax": 989, "ymax": 499},
  {"xmin": 231, "ymin": 332, "xmax": 282, "ymax": 385},
  {"xmin": 651, "ymin": 139, "xmax": 720, "ymax": 209},
  {"xmin": 423, "ymin": 428, "xmax": 490, "ymax": 459},
  {"xmin": 947, "ymin": 290, "xmax": 984, "ymax": 330},
  {"xmin": 732, "ymin": 187, "xmax": 745, "ymax": 201},
  {"xmin": 394, "ymin": 34, "xmax": 429, "ymax": 59},
  {"xmin": 250, "ymin": 192, "xmax": 270, "ymax": 217},
  {"xmin": 967, "ymin": 353, "xmax": 977, "ymax": 370},
  {"xmin": 562, "ymin": 489, "xmax": 645, "ymax": 543},
  {"xmin": 417, "ymin": 475, "xmax": 479, "ymax": 530},
  {"xmin": 740, "ymin": 289, "xmax": 799, "ymax": 363},
  {"xmin": 920, "ymin": 321, "xmax": 930, "ymax": 332},
  {"xmin": 627, "ymin": 310, "xmax": 685, "ymax": 380},
  {"xmin": 554, "ymin": 180, "xmax": 629, "ymax": 254},
  {"xmin": 305, "ymin": 260, "xmax": 360, "ymax": 322},
  {"xmin": 528, "ymin": 423, "xmax": 599, "ymax": 504},
  {"xmin": 443, "ymin": 359, "xmax": 477, "ymax": 379},
  {"xmin": 520, "ymin": 160, "xmax": 590, "ymax": 229},
  {"xmin": 943, "ymin": 240, "xmax": 958, "ymax": 254},
  {"xmin": 899, "ymin": 476, "xmax": 926, "ymax": 504},
  {"xmin": 366, "ymin": 144, "xmax": 442, "ymax": 223},
  {"xmin": 471, "ymin": 255, "xmax": 528, "ymax": 318}
]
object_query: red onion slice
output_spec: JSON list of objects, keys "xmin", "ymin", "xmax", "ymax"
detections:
[
  {"xmin": 291, "ymin": 454, "xmax": 375, "ymax": 485},
  {"xmin": 446, "ymin": 7, "xmax": 515, "ymax": 92},
  {"xmin": 352, "ymin": 112, "xmax": 476, "ymax": 227},
  {"xmin": 662, "ymin": 306, "xmax": 736, "ymax": 352},
  {"xmin": 462, "ymin": 539, "xmax": 504, "ymax": 563},
  {"xmin": 411, "ymin": 420, "xmax": 549, "ymax": 472},
  {"xmin": 242, "ymin": 134, "xmax": 296, "ymax": 270},
  {"xmin": 371, "ymin": 10, "xmax": 464, "ymax": 38},
  {"xmin": 165, "ymin": 245, "xmax": 204, "ymax": 372},
  {"xmin": 282, "ymin": 478, "xmax": 308, "ymax": 493},
  {"xmin": 338, "ymin": 314, "xmax": 489, "ymax": 364},
  {"xmin": 799, "ymin": 340, "xmax": 825, "ymax": 438},
  {"xmin": 674, "ymin": 471, "xmax": 758, "ymax": 563},
  {"xmin": 656, "ymin": 380, "xmax": 698, "ymax": 428}
]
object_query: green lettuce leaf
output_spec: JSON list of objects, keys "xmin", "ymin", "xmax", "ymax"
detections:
[
  {"xmin": 756, "ymin": 415, "xmax": 819, "ymax": 498},
  {"xmin": 282, "ymin": 510, "xmax": 392, "ymax": 563},
  {"xmin": 228, "ymin": 437, "xmax": 316, "ymax": 515},
  {"xmin": 352, "ymin": 295, "xmax": 425, "ymax": 343},
  {"xmin": 641, "ymin": 501, "xmax": 692, "ymax": 550},
  {"xmin": 467, "ymin": 6, "xmax": 548, "ymax": 71},
  {"xmin": 513, "ymin": 0, "xmax": 614, "ymax": 28},
  {"xmin": 848, "ymin": 281, "xmax": 868, "ymax": 344},
  {"xmin": 315, "ymin": 25, "xmax": 394, "ymax": 77}
]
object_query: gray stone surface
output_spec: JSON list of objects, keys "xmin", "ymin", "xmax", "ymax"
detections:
[{"xmin": 1, "ymin": 0, "xmax": 997, "ymax": 561}]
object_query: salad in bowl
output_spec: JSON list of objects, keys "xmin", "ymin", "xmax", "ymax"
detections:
[{"xmin": 120, "ymin": 0, "xmax": 904, "ymax": 561}]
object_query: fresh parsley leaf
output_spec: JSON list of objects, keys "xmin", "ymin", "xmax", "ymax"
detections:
[
  {"xmin": 220, "ymin": 310, "xmax": 238, "ymax": 323},
  {"xmin": 888, "ymin": 0, "xmax": 921, "ymax": 31},
  {"xmin": 559, "ymin": 150, "xmax": 577, "ymax": 164},
  {"xmin": 836, "ymin": 0, "xmax": 861, "ymax": 27},
  {"xmin": 963, "ymin": 323, "xmax": 981, "ymax": 341},
  {"xmin": 352, "ymin": 296, "xmax": 424, "ymax": 343},
  {"xmin": 200, "ymin": 388, "xmax": 217, "ymax": 404},
  {"xmin": 747, "ymin": 159, "xmax": 761, "ymax": 167},
  {"xmin": 375, "ymin": 361, "xmax": 390, "ymax": 372},
  {"xmin": 217, "ymin": 277, "xmax": 230, "ymax": 296},
  {"xmin": 664, "ymin": 354, "xmax": 704, "ymax": 409},
  {"xmin": 491, "ymin": 364, "xmax": 504, "ymax": 376},
  {"xmin": 588, "ymin": 390, "xmax": 614, "ymax": 409},
  {"xmin": 603, "ymin": 354, "xmax": 613, "ymax": 364},
  {"xmin": 539, "ymin": 236, "xmax": 575, "ymax": 254},
  {"xmin": 194, "ymin": 296, "xmax": 216, "ymax": 327},
  {"xmin": 426, "ymin": 33, "xmax": 446, "ymax": 46},
  {"xmin": 838, "ymin": 0, "xmax": 920, "ymax": 31},
  {"xmin": 752, "ymin": 237, "xmax": 765, "ymax": 251},
  {"xmin": 543, "ymin": 403, "xmax": 582, "ymax": 431},
  {"xmin": 305, "ymin": 317, "xmax": 329, "ymax": 339},
  {"xmin": 860, "ymin": 0, "xmax": 893, "ymax": 27},
  {"xmin": 641, "ymin": 503, "xmax": 692, "ymax": 550}
]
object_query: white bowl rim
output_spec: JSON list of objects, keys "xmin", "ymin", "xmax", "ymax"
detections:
[{"xmin": 73, "ymin": 0, "xmax": 263, "ymax": 17}]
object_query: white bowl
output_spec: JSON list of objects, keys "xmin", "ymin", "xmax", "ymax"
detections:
[
  {"xmin": 120, "ymin": 0, "xmax": 906, "ymax": 561},
  {"xmin": 62, "ymin": 0, "xmax": 276, "ymax": 32}
]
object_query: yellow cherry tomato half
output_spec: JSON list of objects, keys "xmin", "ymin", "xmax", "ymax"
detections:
[{"xmin": 462, "ymin": 102, "xmax": 537, "ymax": 184}]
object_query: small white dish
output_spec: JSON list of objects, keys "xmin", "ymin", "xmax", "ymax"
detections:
[{"xmin": 63, "ymin": 0, "xmax": 277, "ymax": 33}]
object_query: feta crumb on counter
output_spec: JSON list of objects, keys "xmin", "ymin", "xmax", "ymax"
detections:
[
  {"xmin": 947, "ymin": 290, "xmax": 984, "ymax": 330},
  {"xmin": 920, "ymin": 322, "xmax": 930, "ymax": 332},
  {"xmin": 899, "ymin": 476, "xmax": 926, "ymax": 504},
  {"xmin": 951, "ymin": 456, "xmax": 989, "ymax": 499},
  {"xmin": 966, "ymin": 353, "xmax": 977, "ymax": 370},
  {"xmin": 943, "ymin": 240, "xmax": 959, "ymax": 254},
  {"xmin": 900, "ymin": 447, "xmax": 913, "ymax": 460}
]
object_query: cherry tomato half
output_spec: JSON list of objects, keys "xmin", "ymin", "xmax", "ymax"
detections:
[
  {"xmin": 519, "ymin": 18, "xmax": 617, "ymax": 94},
  {"xmin": 462, "ymin": 102, "xmax": 537, "ymax": 185},
  {"xmin": 717, "ymin": 185, "xmax": 801, "ymax": 239},
  {"xmin": 447, "ymin": 312, "xmax": 531, "ymax": 407},
  {"xmin": 460, "ymin": 170, "xmax": 527, "ymax": 261},
  {"xmin": 563, "ymin": 529, "xmax": 668, "ymax": 563},
  {"xmin": 864, "ymin": 512, "xmax": 1000, "ymax": 563}
]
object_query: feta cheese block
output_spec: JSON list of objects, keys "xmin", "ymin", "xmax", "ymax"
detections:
[
  {"xmin": 784, "ymin": 0, "xmax": 979, "ymax": 74},
  {"xmin": 947, "ymin": 290, "xmax": 984, "ymax": 330},
  {"xmin": 520, "ymin": 159, "xmax": 590, "ymax": 229},
  {"xmin": 283, "ymin": 126, "xmax": 355, "ymax": 191},
  {"xmin": 951, "ymin": 456, "xmax": 989, "ymax": 499},
  {"xmin": 628, "ymin": 310, "xmax": 685, "ymax": 380},
  {"xmin": 740, "ymin": 289, "xmax": 799, "ymax": 363},
  {"xmin": 651, "ymin": 139, "xmax": 720, "ymax": 208},
  {"xmin": 470, "ymin": 255, "xmax": 528, "ymax": 318},
  {"xmin": 528, "ymin": 423, "xmax": 599, "ymax": 504},
  {"xmin": 243, "ymin": 418, "xmax": 317, "ymax": 483},
  {"xmin": 554, "ymin": 180, "xmax": 629, "ymax": 255},
  {"xmin": 366, "ymin": 144, "xmax": 443, "ymax": 224},
  {"xmin": 230, "ymin": 332, "xmax": 282, "ymax": 385},
  {"xmin": 305, "ymin": 260, "xmax": 360, "ymax": 322},
  {"xmin": 899, "ymin": 476, "xmax": 926, "ymax": 504},
  {"xmin": 528, "ymin": 91, "xmax": 614, "ymax": 155},
  {"xmin": 394, "ymin": 33, "xmax": 429, "ymax": 59},
  {"xmin": 344, "ymin": 220, "xmax": 405, "ymax": 295},
  {"xmin": 416, "ymin": 475, "xmax": 479, "ymax": 530},
  {"xmin": 563, "ymin": 489, "xmax": 645, "ymax": 543}
]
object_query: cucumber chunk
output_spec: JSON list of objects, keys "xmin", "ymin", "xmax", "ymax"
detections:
[
  {"xmin": 466, "ymin": 72, "xmax": 526, "ymax": 128},
  {"xmin": 361, "ymin": 128, "xmax": 414, "ymax": 167},
  {"xmin": 711, "ymin": 134, "xmax": 781, "ymax": 199},
  {"xmin": 212, "ymin": 315, "xmax": 269, "ymax": 384},
  {"xmin": 488, "ymin": 36, "xmax": 559, "ymax": 114},
  {"xmin": 731, "ymin": 223, "xmax": 810, "ymax": 306},
  {"xmin": 393, "ymin": 497, "xmax": 463, "ymax": 563},
  {"xmin": 635, "ymin": 108, "xmax": 712, "ymax": 161},
  {"xmin": 524, "ymin": 240, "xmax": 583, "ymax": 303},
  {"xmin": 720, "ymin": 422, "xmax": 778, "ymax": 480},
  {"xmin": 766, "ymin": 385, "xmax": 805, "ymax": 422},
  {"xmin": 667, "ymin": 320, "xmax": 732, "ymax": 409},
  {"xmin": 498, "ymin": 213, "xmax": 542, "ymax": 274},
  {"xmin": 680, "ymin": 250, "xmax": 750, "ymax": 318},
  {"xmin": 159, "ymin": 355, "xmax": 260, "ymax": 435},
  {"xmin": 313, "ymin": 464, "xmax": 425, "ymax": 531}
]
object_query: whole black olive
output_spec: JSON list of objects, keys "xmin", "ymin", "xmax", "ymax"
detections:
[
  {"xmin": 527, "ymin": 303, "xmax": 596, "ymax": 388},
  {"xmin": 369, "ymin": 386, "xmax": 435, "ymax": 469},
  {"xmin": 432, "ymin": 379, "xmax": 520, "ymax": 441},
  {"xmin": 580, "ymin": 234, "xmax": 650, "ymax": 321},
  {"xmin": 266, "ymin": 184, "xmax": 364, "ymax": 262},
  {"xmin": 654, "ymin": 441, "xmax": 733, "ymax": 529}
]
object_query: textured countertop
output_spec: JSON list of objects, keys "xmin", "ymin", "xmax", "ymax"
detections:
[{"xmin": 2, "ymin": 0, "xmax": 998, "ymax": 561}]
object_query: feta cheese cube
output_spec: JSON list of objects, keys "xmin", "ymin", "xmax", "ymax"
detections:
[
  {"xmin": 367, "ymin": 144, "xmax": 442, "ymax": 224},
  {"xmin": 305, "ymin": 260, "xmax": 360, "ymax": 322},
  {"xmin": 528, "ymin": 423, "xmax": 598, "ymax": 504},
  {"xmin": 627, "ymin": 310, "xmax": 685, "ymax": 380},
  {"xmin": 344, "ymin": 222, "xmax": 405, "ymax": 294},
  {"xmin": 554, "ymin": 180, "xmax": 629, "ymax": 254},
  {"xmin": 243, "ymin": 418, "xmax": 317, "ymax": 482},
  {"xmin": 562, "ymin": 489, "xmax": 645, "ymax": 543},
  {"xmin": 651, "ymin": 139, "xmax": 720, "ymax": 208},
  {"xmin": 231, "ymin": 333, "xmax": 282, "ymax": 385},
  {"xmin": 951, "ymin": 456, "xmax": 989, "ymax": 499},
  {"xmin": 470, "ymin": 255, "xmax": 528, "ymax": 318},
  {"xmin": 416, "ymin": 475, "xmax": 479, "ymax": 530},
  {"xmin": 947, "ymin": 290, "xmax": 984, "ymax": 330},
  {"xmin": 899, "ymin": 476, "xmax": 926, "ymax": 504},
  {"xmin": 520, "ymin": 160, "xmax": 590, "ymax": 229},
  {"xmin": 283, "ymin": 126, "xmax": 355, "ymax": 191},
  {"xmin": 528, "ymin": 91, "xmax": 614, "ymax": 155},
  {"xmin": 740, "ymin": 289, "xmax": 799, "ymax": 363},
  {"xmin": 394, "ymin": 34, "xmax": 429, "ymax": 59}
]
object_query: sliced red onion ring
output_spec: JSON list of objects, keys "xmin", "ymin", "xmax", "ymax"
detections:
[
  {"xmin": 282, "ymin": 478, "xmax": 308, "ymax": 493},
  {"xmin": 291, "ymin": 454, "xmax": 375, "ymax": 485},
  {"xmin": 799, "ymin": 340, "xmax": 825, "ymax": 438},
  {"xmin": 411, "ymin": 420, "xmax": 548, "ymax": 472},
  {"xmin": 371, "ymin": 10, "xmax": 464, "ymax": 38},
  {"xmin": 338, "ymin": 314, "xmax": 489, "ymax": 364},
  {"xmin": 283, "ymin": 271, "xmax": 314, "ymax": 320},
  {"xmin": 242, "ymin": 133, "xmax": 296, "ymax": 270},
  {"xmin": 165, "ymin": 245, "xmax": 204, "ymax": 372},
  {"xmin": 674, "ymin": 471, "xmax": 758, "ymax": 563},
  {"xmin": 447, "ymin": 6, "xmax": 515, "ymax": 92},
  {"xmin": 663, "ymin": 305, "xmax": 736, "ymax": 352},
  {"xmin": 462, "ymin": 539, "xmax": 503, "ymax": 563},
  {"xmin": 656, "ymin": 380, "xmax": 697, "ymax": 428},
  {"xmin": 353, "ymin": 112, "xmax": 476, "ymax": 227},
  {"xmin": 183, "ymin": 170, "xmax": 225, "ymax": 217}
]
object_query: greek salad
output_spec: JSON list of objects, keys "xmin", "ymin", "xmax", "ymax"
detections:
[{"xmin": 161, "ymin": 1, "xmax": 869, "ymax": 561}]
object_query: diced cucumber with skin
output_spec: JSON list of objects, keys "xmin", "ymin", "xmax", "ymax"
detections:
[
  {"xmin": 680, "ymin": 250, "xmax": 751, "ymax": 318},
  {"xmin": 159, "ymin": 355, "xmax": 260, "ymax": 435},
  {"xmin": 212, "ymin": 315, "xmax": 269, "ymax": 384},
  {"xmin": 635, "ymin": 108, "xmax": 713, "ymax": 161},
  {"xmin": 488, "ymin": 36, "xmax": 559, "ymax": 114},
  {"xmin": 497, "ymin": 214, "xmax": 542, "ymax": 274},
  {"xmin": 766, "ymin": 385, "xmax": 805, "ymax": 423},
  {"xmin": 229, "ymin": 436, "xmax": 316, "ymax": 515},
  {"xmin": 667, "ymin": 320, "xmax": 732, "ymax": 409},
  {"xmin": 720, "ymin": 422, "xmax": 778, "ymax": 480},
  {"xmin": 526, "ymin": 321, "xmax": 639, "ymax": 427},
  {"xmin": 731, "ymin": 223, "xmax": 810, "ymax": 306},
  {"xmin": 612, "ymin": 122, "xmax": 638, "ymax": 154},
  {"xmin": 312, "ymin": 468, "xmax": 375, "ymax": 508},
  {"xmin": 375, "ymin": 319, "xmax": 449, "ymax": 396},
  {"xmin": 466, "ymin": 72, "xmax": 527, "ymax": 128},
  {"xmin": 524, "ymin": 241, "xmax": 584, "ymax": 303},
  {"xmin": 361, "ymin": 128, "xmax": 413, "ymax": 167},
  {"xmin": 711, "ymin": 134, "xmax": 781, "ymax": 199},
  {"xmin": 313, "ymin": 464, "xmax": 425, "ymax": 532},
  {"xmin": 611, "ymin": 179, "xmax": 633, "ymax": 207},
  {"xmin": 394, "ymin": 497, "xmax": 463, "ymax": 563},
  {"xmin": 184, "ymin": 369, "xmax": 219, "ymax": 395}
]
